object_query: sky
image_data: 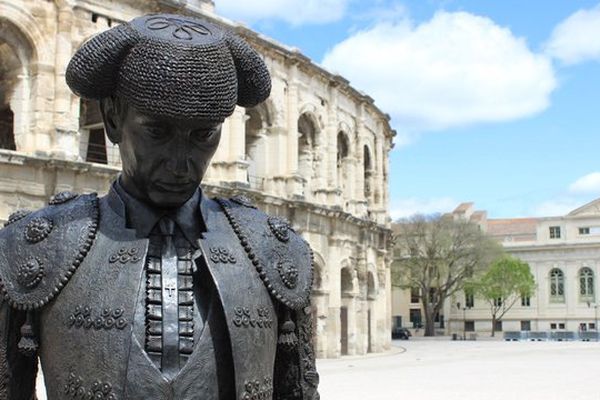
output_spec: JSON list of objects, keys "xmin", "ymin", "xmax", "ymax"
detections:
[{"xmin": 215, "ymin": 0, "xmax": 600, "ymax": 220}]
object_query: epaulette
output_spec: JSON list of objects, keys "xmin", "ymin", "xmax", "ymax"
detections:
[
  {"xmin": 0, "ymin": 192, "xmax": 99, "ymax": 310},
  {"xmin": 216, "ymin": 196, "xmax": 313, "ymax": 310}
]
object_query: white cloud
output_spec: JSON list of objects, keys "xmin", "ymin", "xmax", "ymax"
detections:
[
  {"xmin": 215, "ymin": 0, "xmax": 351, "ymax": 26},
  {"xmin": 322, "ymin": 11, "xmax": 556, "ymax": 135},
  {"xmin": 569, "ymin": 172, "xmax": 600, "ymax": 194},
  {"xmin": 545, "ymin": 4, "xmax": 600, "ymax": 65},
  {"xmin": 390, "ymin": 197, "xmax": 456, "ymax": 220}
]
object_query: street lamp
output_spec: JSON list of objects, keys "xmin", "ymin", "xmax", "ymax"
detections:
[{"xmin": 457, "ymin": 302, "xmax": 468, "ymax": 340}]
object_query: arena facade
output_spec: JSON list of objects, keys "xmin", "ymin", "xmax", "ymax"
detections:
[{"xmin": 0, "ymin": 0, "xmax": 395, "ymax": 358}]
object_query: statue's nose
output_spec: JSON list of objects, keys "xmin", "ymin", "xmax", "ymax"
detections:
[{"xmin": 166, "ymin": 139, "xmax": 192, "ymax": 177}]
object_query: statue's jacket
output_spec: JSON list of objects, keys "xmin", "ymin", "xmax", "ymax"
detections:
[{"xmin": 0, "ymin": 191, "xmax": 320, "ymax": 400}]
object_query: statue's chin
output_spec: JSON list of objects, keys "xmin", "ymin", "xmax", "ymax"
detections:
[{"xmin": 146, "ymin": 189, "xmax": 195, "ymax": 210}]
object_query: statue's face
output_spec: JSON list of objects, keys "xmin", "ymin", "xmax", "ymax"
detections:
[{"xmin": 104, "ymin": 99, "xmax": 222, "ymax": 208}]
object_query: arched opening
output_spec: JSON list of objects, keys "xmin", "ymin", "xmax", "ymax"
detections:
[
  {"xmin": 341, "ymin": 267, "xmax": 354, "ymax": 294},
  {"xmin": 367, "ymin": 271, "xmax": 377, "ymax": 300},
  {"xmin": 297, "ymin": 113, "xmax": 318, "ymax": 193},
  {"xmin": 0, "ymin": 19, "xmax": 35, "ymax": 152},
  {"xmin": 340, "ymin": 264, "xmax": 355, "ymax": 356},
  {"xmin": 337, "ymin": 131, "xmax": 350, "ymax": 193},
  {"xmin": 580, "ymin": 267, "xmax": 594, "ymax": 302},
  {"xmin": 79, "ymin": 99, "xmax": 109, "ymax": 164},
  {"xmin": 550, "ymin": 268, "xmax": 565, "ymax": 303},
  {"xmin": 313, "ymin": 263, "xmax": 323, "ymax": 290},
  {"xmin": 245, "ymin": 105, "xmax": 270, "ymax": 188},
  {"xmin": 363, "ymin": 145, "xmax": 373, "ymax": 199}
]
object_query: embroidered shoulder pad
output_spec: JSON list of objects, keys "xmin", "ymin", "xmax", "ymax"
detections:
[
  {"xmin": 0, "ymin": 193, "xmax": 99, "ymax": 310},
  {"xmin": 216, "ymin": 198, "xmax": 313, "ymax": 310}
]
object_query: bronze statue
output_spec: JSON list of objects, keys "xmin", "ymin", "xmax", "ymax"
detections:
[{"xmin": 0, "ymin": 13, "xmax": 319, "ymax": 400}]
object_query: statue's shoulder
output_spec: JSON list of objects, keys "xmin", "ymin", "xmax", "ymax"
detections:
[
  {"xmin": 216, "ymin": 195, "xmax": 314, "ymax": 310},
  {"xmin": 0, "ymin": 192, "xmax": 100, "ymax": 310}
]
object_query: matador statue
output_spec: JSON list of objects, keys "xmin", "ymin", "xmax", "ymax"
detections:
[{"xmin": 0, "ymin": 13, "xmax": 319, "ymax": 400}]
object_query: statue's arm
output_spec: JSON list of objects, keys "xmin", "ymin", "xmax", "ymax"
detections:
[
  {"xmin": 273, "ymin": 303, "xmax": 320, "ymax": 400},
  {"xmin": 0, "ymin": 298, "xmax": 38, "ymax": 400}
]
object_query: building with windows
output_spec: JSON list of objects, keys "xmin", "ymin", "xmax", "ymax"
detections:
[
  {"xmin": 0, "ymin": 0, "xmax": 395, "ymax": 357},
  {"xmin": 393, "ymin": 200, "xmax": 600, "ymax": 337}
]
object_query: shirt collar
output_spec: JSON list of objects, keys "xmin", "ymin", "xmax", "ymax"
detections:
[{"xmin": 108, "ymin": 178, "xmax": 206, "ymax": 244}]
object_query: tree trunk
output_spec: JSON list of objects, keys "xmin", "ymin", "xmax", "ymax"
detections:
[
  {"xmin": 491, "ymin": 316, "xmax": 496, "ymax": 337},
  {"xmin": 424, "ymin": 308, "xmax": 436, "ymax": 336}
]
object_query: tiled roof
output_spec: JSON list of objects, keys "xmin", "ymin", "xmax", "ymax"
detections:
[{"xmin": 487, "ymin": 218, "xmax": 538, "ymax": 240}]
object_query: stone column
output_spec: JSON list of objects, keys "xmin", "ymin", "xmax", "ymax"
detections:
[
  {"xmin": 286, "ymin": 64, "xmax": 299, "ymax": 175},
  {"xmin": 228, "ymin": 107, "xmax": 248, "ymax": 182},
  {"xmin": 52, "ymin": 4, "xmax": 79, "ymax": 160}
]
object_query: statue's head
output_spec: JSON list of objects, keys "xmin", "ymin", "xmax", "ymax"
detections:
[{"xmin": 65, "ymin": 14, "xmax": 271, "ymax": 208}]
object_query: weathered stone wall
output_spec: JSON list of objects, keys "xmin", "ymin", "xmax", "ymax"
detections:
[{"xmin": 0, "ymin": 0, "xmax": 394, "ymax": 358}]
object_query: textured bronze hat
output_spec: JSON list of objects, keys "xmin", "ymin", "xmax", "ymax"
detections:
[{"xmin": 66, "ymin": 14, "xmax": 271, "ymax": 122}]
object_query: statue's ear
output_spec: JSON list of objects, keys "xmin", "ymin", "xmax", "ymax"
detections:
[
  {"xmin": 100, "ymin": 97, "xmax": 122, "ymax": 144},
  {"xmin": 226, "ymin": 34, "xmax": 272, "ymax": 108},
  {"xmin": 66, "ymin": 24, "xmax": 139, "ymax": 100}
]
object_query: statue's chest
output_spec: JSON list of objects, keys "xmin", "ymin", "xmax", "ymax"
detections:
[
  {"xmin": 36, "ymin": 201, "xmax": 279, "ymax": 400},
  {"xmin": 38, "ymin": 223, "xmax": 149, "ymax": 400}
]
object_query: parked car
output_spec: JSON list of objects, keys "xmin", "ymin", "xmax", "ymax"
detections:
[{"xmin": 392, "ymin": 327, "xmax": 412, "ymax": 340}]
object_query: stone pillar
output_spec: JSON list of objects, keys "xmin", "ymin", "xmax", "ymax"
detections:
[
  {"xmin": 286, "ymin": 65, "xmax": 299, "ymax": 176},
  {"xmin": 326, "ymin": 90, "xmax": 338, "ymax": 189},
  {"xmin": 228, "ymin": 107, "xmax": 248, "ymax": 182},
  {"xmin": 52, "ymin": 3, "xmax": 81, "ymax": 160}
]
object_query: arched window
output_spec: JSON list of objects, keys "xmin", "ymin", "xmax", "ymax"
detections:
[
  {"xmin": 337, "ymin": 131, "xmax": 349, "ymax": 164},
  {"xmin": 367, "ymin": 271, "xmax": 377, "ymax": 300},
  {"xmin": 0, "ymin": 20, "xmax": 34, "ymax": 152},
  {"xmin": 341, "ymin": 267, "xmax": 353, "ymax": 294},
  {"xmin": 80, "ymin": 99, "xmax": 108, "ymax": 164},
  {"xmin": 550, "ymin": 268, "xmax": 565, "ymax": 303},
  {"xmin": 363, "ymin": 145, "xmax": 372, "ymax": 198},
  {"xmin": 297, "ymin": 113, "xmax": 318, "ymax": 192},
  {"xmin": 337, "ymin": 131, "xmax": 350, "ymax": 193},
  {"xmin": 245, "ymin": 106, "xmax": 269, "ymax": 188},
  {"xmin": 580, "ymin": 267, "xmax": 594, "ymax": 301}
]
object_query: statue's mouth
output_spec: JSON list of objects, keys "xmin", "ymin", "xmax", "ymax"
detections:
[{"xmin": 155, "ymin": 181, "xmax": 194, "ymax": 191}]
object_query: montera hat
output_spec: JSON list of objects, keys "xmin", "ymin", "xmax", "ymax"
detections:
[{"xmin": 66, "ymin": 14, "xmax": 271, "ymax": 122}]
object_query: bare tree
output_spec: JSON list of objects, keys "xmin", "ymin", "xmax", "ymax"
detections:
[{"xmin": 392, "ymin": 214, "xmax": 502, "ymax": 336}]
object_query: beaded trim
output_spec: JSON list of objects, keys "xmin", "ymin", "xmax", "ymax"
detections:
[
  {"xmin": 0, "ymin": 195, "xmax": 100, "ymax": 311},
  {"xmin": 215, "ymin": 198, "xmax": 314, "ymax": 310},
  {"xmin": 5, "ymin": 209, "xmax": 31, "ymax": 227}
]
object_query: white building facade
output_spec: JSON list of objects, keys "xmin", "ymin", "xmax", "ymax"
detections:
[
  {"xmin": 0, "ymin": 0, "xmax": 395, "ymax": 357},
  {"xmin": 447, "ymin": 201, "xmax": 600, "ymax": 337}
]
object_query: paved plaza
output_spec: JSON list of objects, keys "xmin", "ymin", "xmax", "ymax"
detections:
[
  {"xmin": 318, "ymin": 339, "xmax": 600, "ymax": 400},
  {"xmin": 34, "ymin": 339, "xmax": 600, "ymax": 399}
]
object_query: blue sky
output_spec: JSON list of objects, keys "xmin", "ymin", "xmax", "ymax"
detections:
[{"xmin": 216, "ymin": 0, "xmax": 600, "ymax": 219}]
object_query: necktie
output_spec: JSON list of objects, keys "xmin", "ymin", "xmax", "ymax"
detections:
[{"xmin": 158, "ymin": 216, "xmax": 180, "ymax": 379}]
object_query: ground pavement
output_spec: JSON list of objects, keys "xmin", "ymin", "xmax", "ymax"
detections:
[
  {"xmin": 34, "ymin": 339, "xmax": 600, "ymax": 399},
  {"xmin": 317, "ymin": 339, "xmax": 600, "ymax": 400}
]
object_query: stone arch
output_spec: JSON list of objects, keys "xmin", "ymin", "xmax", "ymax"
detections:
[
  {"xmin": 367, "ymin": 270, "xmax": 377, "ymax": 300},
  {"xmin": 341, "ymin": 265, "xmax": 354, "ymax": 295},
  {"xmin": 0, "ymin": 3, "xmax": 46, "ymax": 63},
  {"xmin": 245, "ymin": 101, "xmax": 274, "ymax": 185},
  {"xmin": 336, "ymin": 130, "xmax": 351, "ymax": 195},
  {"xmin": 311, "ymin": 250, "xmax": 327, "ymax": 291},
  {"xmin": 297, "ymin": 111, "xmax": 320, "ymax": 190},
  {"xmin": 363, "ymin": 144, "xmax": 373, "ymax": 199},
  {"xmin": 79, "ymin": 99, "xmax": 107, "ymax": 164},
  {"xmin": 0, "ymin": 15, "xmax": 36, "ymax": 151}
]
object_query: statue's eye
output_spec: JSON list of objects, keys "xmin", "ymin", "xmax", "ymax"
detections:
[
  {"xmin": 146, "ymin": 127, "xmax": 165, "ymax": 139},
  {"xmin": 191, "ymin": 127, "xmax": 218, "ymax": 143}
]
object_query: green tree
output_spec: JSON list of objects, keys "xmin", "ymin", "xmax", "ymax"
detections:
[
  {"xmin": 472, "ymin": 256, "xmax": 536, "ymax": 337},
  {"xmin": 392, "ymin": 215, "xmax": 502, "ymax": 336}
]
